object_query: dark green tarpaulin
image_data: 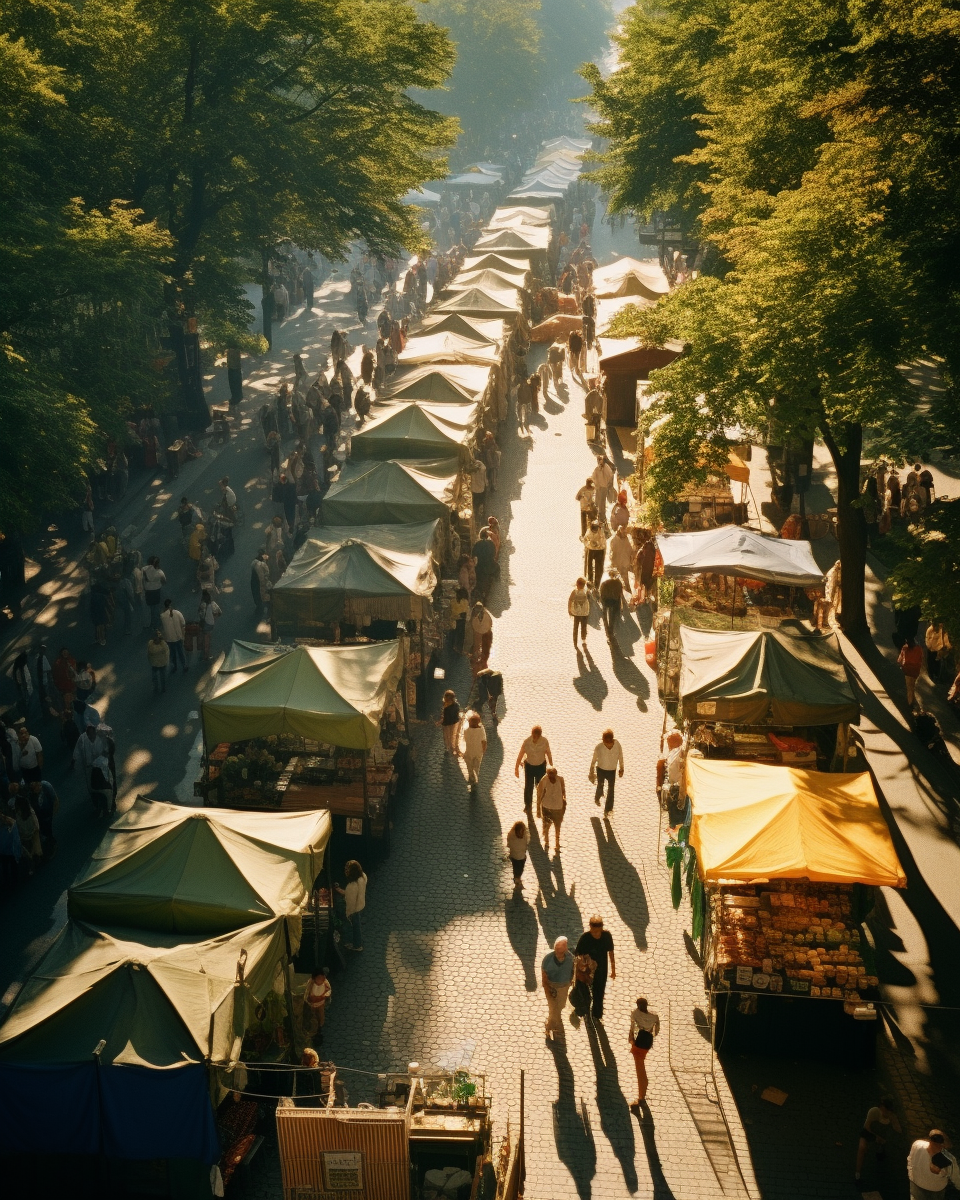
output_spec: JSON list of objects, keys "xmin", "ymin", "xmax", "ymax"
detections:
[
  {"xmin": 679, "ymin": 622, "xmax": 860, "ymax": 726},
  {"xmin": 322, "ymin": 460, "xmax": 457, "ymax": 525},
  {"xmin": 350, "ymin": 401, "xmax": 477, "ymax": 462}
]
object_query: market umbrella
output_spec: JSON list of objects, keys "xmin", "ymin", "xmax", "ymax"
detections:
[{"xmin": 202, "ymin": 641, "xmax": 404, "ymax": 751}]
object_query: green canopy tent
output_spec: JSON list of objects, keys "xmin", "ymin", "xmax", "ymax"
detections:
[
  {"xmin": 417, "ymin": 313, "xmax": 506, "ymax": 344},
  {"xmin": 310, "ymin": 519, "xmax": 440, "ymax": 560},
  {"xmin": 322, "ymin": 460, "xmax": 459, "ymax": 526},
  {"xmin": 678, "ymin": 623, "xmax": 860, "ymax": 726},
  {"xmin": 68, "ymin": 808, "xmax": 316, "ymax": 935},
  {"xmin": 473, "ymin": 226, "xmax": 550, "ymax": 254},
  {"xmin": 461, "ymin": 253, "xmax": 533, "ymax": 277},
  {"xmin": 447, "ymin": 268, "xmax": 526, "ymax": 293},
  {"xmin": 270, "ymin": 538, "xmax": 436, "ymax": 636},
  {"xmin": 350, "ymin": 401, "xmax": 477, "ymax": 462},
  {"xmin": 202, "ymin": 640, "xmax": 404, "ymax": 751},
  {"xmin": 398, "ymin": 332, "xmax": 502, "ymax": 369},
  {"xmin": 431, "ymin": 286, "xmax": 521, "ymax": 321},
  {"xmin": 383, "ymin": 364, "xmax": 492, "ymax": 405},
  {"xmin": 0, "ymin": 918, "xmax": 287, "ymax": 1165},
  {"xmin": 104, "ymin": 797, "xmax": 332, "ymax": 895}
]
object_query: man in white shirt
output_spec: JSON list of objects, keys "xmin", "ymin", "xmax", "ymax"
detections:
[
  {"xmin": 71, "ymin": 724, "xmax": 107, "ymax": 797},
  {"xmin": 908, "ymin": 1130, "xmax": 955, "ymax": 1197},
  {"xmin": 591, "ymin": 456, "xmax": 615, "ymax": 522},
  {"xmin": 589, "ymin": 728, "xmax": 625, "ymax": 815},
  {"xmin": 515, "ymin": 725, "xmax": 554, "ymax": 810},
  {"xmin": 160, "ymin": 599, "xmax": 188, "ymax": 674},
  {"xmin": 219, "ymin": 477, "xmax": 237, "ymax": 512},
  {"xmin": 16, "ymin": 727, "xmax": 44, "ymax": 784},
  {"xmin": 608, "ymin": 526, "xmax": 634, "ymax": 594},
  {"xmin": 471, "ymin": 603, "xmax": 494, "ymax": 670}
]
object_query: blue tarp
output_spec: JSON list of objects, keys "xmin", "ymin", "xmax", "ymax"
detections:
[{"xmin": 0, "ymin": 1062, "xmax": 220, "ymax": 1164}]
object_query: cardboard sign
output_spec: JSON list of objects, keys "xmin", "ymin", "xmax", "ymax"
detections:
[{"xmin": 323, "ymin": 1151, "xmax": 363, "ymax": 1190}]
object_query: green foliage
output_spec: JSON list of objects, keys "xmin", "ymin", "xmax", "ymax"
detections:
[
  {"xmin": 422, "ymin": 0, "xmax": 542, "ymax": 153},
  {"xmin": 538, "ymin": 0, "xmax": 612, "ymax": 101},
  {"xmin": 583, "ymin": 0, "xmax": 960, "ymax": 633},
  {"xmin": 888, "ymin": 500, "xmax": 960, "ymax": 647}
]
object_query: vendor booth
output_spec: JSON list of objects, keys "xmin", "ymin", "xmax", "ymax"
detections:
[
  {"xmin": 472, "ymin": 226, "xmax": 550, "ymax": 262},
  {"xmin": 681, "ymin": 757, "xmax": 905, "ymax": 1065},
  {"xmin": 592, "ymin": 257, "xmax": 670, "ymax": 300},
  {"xmin": 270, "ymin": 536, "xmax": 437, "ymax": 641},
  {"xmin": 430, "ymin": 285, "xmax": 523, "ymax": 324},
  {"xmin": 0, "ymin": 917, "xmax": 293, "ymax": 1196},
  {"xmin": 598, "ymin": 340, "xmax": 684, "ymax": 425},
  {"xmin": 322, "ymin": 459, "xmax": 461, "ymax": 527},
  {"xmin": 350, "ymin": 401, "xmax": 478, "ymax": 463},
  {"xmin": 200, "ymin": 641, "xmax": 409, "ymax": 849},
  {"xmin": 487, "ymin": 206, "xmax": 552, "ymax": 228},
  {"xmin": 398, "ymin": 331, "xmax": 502, "ymax": 369},
  {"xmin": 417, "ymin": 312, "xmax": 506, "ymax": 345},
  {"xmin": 385, "ymin": 364, "xmax": 492, "ymax": 406},
  {"xmin": 448, "ymin": 266, "xmax": 527, "ymax": 294}
]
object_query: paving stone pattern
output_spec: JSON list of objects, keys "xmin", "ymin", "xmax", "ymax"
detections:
[{"xmin": 309, "ymin": 351, "xmax": 747, "ymax": 1200}]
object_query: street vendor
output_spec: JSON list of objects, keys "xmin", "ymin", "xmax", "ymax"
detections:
[{"xmin": 657, "ymin": 730, "xmax": 684, "ymax": 808}]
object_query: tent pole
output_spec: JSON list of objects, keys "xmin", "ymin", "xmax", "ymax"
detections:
[
  {"xmin": 361, "ymin": 748, "xmax": 370, "ymax": 833},
  {"xmin": 281, "ymin": 921, "xmax": 299, "ymax": 1056}
]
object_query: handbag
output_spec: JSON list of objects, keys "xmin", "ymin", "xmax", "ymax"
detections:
[{"xmin": 634, "ymin": 1027, "xmax": 654, "ymax": 1050}]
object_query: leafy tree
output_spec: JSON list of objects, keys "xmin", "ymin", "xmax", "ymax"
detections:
[
  {"xmin": 537, "ymin": 0, "xmax": 612, "ymax": 102},
  {"xmin": 421, "ymin": 0, "xmax": 542, "ymax": 155},
  {"xmin": 589, "ymin": 0, "xmax": 960, "ymax": 635},
  {"xmin": 888, "ymin": 500, "xmax": 960, "ymax": 648}
]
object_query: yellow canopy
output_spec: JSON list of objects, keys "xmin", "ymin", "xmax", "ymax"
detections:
[{"xmin": 686, "ymin": 758, "xmax": 906, "ymax": 888}]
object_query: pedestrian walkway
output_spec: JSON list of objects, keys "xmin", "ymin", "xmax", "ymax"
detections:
[{"xmin": 320, "ymin": 347, "xmax": 740, "ymax": 1199}]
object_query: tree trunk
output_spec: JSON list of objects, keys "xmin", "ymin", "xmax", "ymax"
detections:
[
  {"xmin": 260, "ymin": 248, "xmax": 274, "ymax": 350},
  {"xmin": 820, "ymin": 419, "xmax": 867, "ymax": 637}
]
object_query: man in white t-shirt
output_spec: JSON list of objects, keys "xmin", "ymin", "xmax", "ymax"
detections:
[
  {"xmin": 589, "ymin": 727, "xmax": 624, "ymax": 815},
  {"xmin": 160, "ymin": 599, "xmax": 187, "ymax": 674},
  {"xmin": 908, "ymin": 1131, "xmax": 956, "ymax": 1198}
]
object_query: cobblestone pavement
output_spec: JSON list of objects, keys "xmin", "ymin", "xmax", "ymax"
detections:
[{"xmin": 309, "ymin": 343, "xmax": 749, "ymax": 1200}]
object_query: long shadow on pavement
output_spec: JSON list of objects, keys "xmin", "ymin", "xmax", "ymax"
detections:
[
  {"xmin": 586, "ymin": 1018, "xmax": 639, "ymax": 1193},
  {"xmin": 633, "ymin": 1105, "xmax": 676, "ymax": 1200},
  {"xmin": 574, "ymin": 645, "xmax": 608, "ymax": 711},
  {"xmin": 503, "ymin": 892, "xmax": 539, "ymax": 992},
  {"xmin": 548, "ymin": 1039, "xmax": 597, "ymax": 1200},
  {"xmin": 530, "ymin": 826, "xmax": 584, "ymax": 950},
  {"xmin": 591, "ymin": 816, "xmax": 649, "ymax": 951}
]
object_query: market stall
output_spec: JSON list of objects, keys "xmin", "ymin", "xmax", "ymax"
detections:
[
  {"xmin": 448, "ymin": 266, "xmax": 528, "ymax": 293},
  {"xmin": 270, "ymin": 536, "xmax": 437, "ymax": 641},
  {"xmin": 323, "ymin": 459, "xmax": 461, "ymax": 526},
  {"xmin": 350, "ymin": 401, "xmax": 478, "ymax": 464},
  {"xmin": 68, "ymin": 802, "xmax": 330, "ymax": 935},
  {"xmin": 416, "ymin": 312, "xmax": 507, "ymax": 345},
  {"xmin": 430, "ymin": 285, "xmax": 524, "ymax": 328},
  {"xmin": 462, "ymin": 253, "xmax": 535, "ymax": 277},
  {"xmin": 682, "ymin": 756, "xmax": 906, "ymax": 1064},
  {"xmin": 398, "ymin": 331, "xmax": 503, "ymax": 369},
  {"xmin": 598, "ymin": 340, "xmax": 684, "ymax": 426},
  {"xmin": 472, "ymin": 226, "xmax": 550, "ymax": 269},
  {"xmin": 200, "ymin": 641, "xmax": 409, "ymax": 848},
  {"xmin": 592, "ymin": 256, "xmax": 670, "ymax": 300},
  {"xmin": 0, "ymin": 917, "xmax": 292, "ymax": 1196},
  {"xmin": 486, "ymin": 206, "xmax": 552, "ymax": 229}
]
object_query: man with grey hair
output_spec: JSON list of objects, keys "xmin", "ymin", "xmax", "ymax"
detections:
[{"xmin": 541, "ymin": 936, "xmax": 574, "ymax": 1044}]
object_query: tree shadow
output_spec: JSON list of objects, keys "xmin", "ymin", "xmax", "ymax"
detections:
[
  {"xmin": 530, "ymin": 827, "xmax": 584, "ymax": 950},
  {"xmin": 591, "ymin": 817, "xmax": 649, "ymax": 951},
  {"xmin": 586, "ymin": 1019, "xmax": 639, "ymax": 1192},
  {"xmin": 573, "ymin": 646, "xmax": 608, "ymax": 711},
  {"xmin": 548, "ymin": 1040, "xmax": 596, "ymax": 1200},
  {"xmin": 634, "ymin": 1104, "xmax": 677, "ymax": 1200},
  {"xmin": 503, "ymin": 894, "xmax": 539, "ymax": 992}
]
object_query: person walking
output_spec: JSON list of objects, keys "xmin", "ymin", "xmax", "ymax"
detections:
[
  {"xmin": 575, "ymin": 916, "xmax": 616, "ymax": 1023},
  {"xmin": 541, "ymin": 936, "xmax": 574, "ymax": 1044},
  {"xmin": 628, "ymin": 997, "xmax": 660, "ymax": 1107},
  {"xmin": 635, "ymin": 532, "xmax": 657, "ymax": 605},
  {"xmin": 473, "ymin": 529, "xmax": 497, "ymax": 603},
  {"xmin": 537, "ymin": 765, "xmax": 567, "ymax": 854},
  {"xmin": 89, "ymin": 584, "xmax": 110, "ymax": 647},
  {"xmin": 26, "ymin": 778, "xmax": 59, "ymax": 851},
  {"xmin": 16, "ymin": 727, "xmax": 44, "ymax": 785},
  {"xmin": 515, "ymin": 725, "xmax": 553, "ymax": 810},
  {"xmin": 609, "ymin": 490, "xmax": 630, "ymax": 532},
  {"xmin": 469, "ymin": 458, "xmax": 488, "ymax": 519},
  {"xmin": 197, "ymin": 590, "xmax": 222, "ymax": 662},
  {"xmin": 482, "ymin": 432, "xmax": 501, "ymax": 494},
  {"xmin": 855, "ymin": 1098, "xmax": 901, "ymax": 1183},
  {"xmin": 907, "ymin": 1130, "xmax": 956, "ymax": 1198},
  {"xmin": 582, "ymin": 521, "xmax": 606, "ymax": 590},
  {"xmin": 507, "ymin": 819, "xmax": 530, "ymax": 890},
  {"xmin": 537, "ymin": 358, "xmax": 551, "ymax": 400},
  {"xmin": 568, "ymin": 577, "xmax": 591, "ymax": 648},
  {"xmin": 147, "ymin": 629, "xmax": 169, "ymax": 693},
  {"xmin": 51, "ymin": 648, "xmax": 77, "ymax": 716},
  {"xmin": 548, "ymin": 339, "xmax": 565, "ymax": 387},
  {"xmin": 608, "ymin": 526, "xmax": 634, "ymax": 594},
  {"xmin": 590, "ymin": 728, "xmax": 625, "ymax": 815},
  {"xmin": 516, "ymin": 374, "xmax": 533, "ymax": 433},
  {"xmin": 599, "ymin": 568, "xmax": 624, "ymax": 644},
  {"xmin": 437, "ymin": 689, "xmax": 462, "ymax": 755},
  {"xmin": 450, "ymin": 588, "xmax": 470, "ymax": 655},
  {"xmin": 251, "ymin": 553, "xmax": 272, "ymax": 617},
  {"xmin": 576, "ymin": 478, "xmax": 597, "ymax": 535},
  {"xmin": 898, "ymin": 638, "xmax": 924, "ymax": 709},
  {"xmin": 568, "ymin": 329, "xmax": 585, "ymax": 383},
  {"xmin": 71, "ymin": 723, "xmax": 107, "ymax": 798},
  {"xmin": 925, "ymin": 623, "xmax": 951, "ymax": 682},
  {"xmin": 142, "ymin": 557, "xmax": 166, "ymax": 622},
  {"xmin": 336, "ymin": 859, "xmax": 367, "ymax": 951},
  {"xmin": 592, "ymin": 456, "xmax": 615, "ymax": 523},
  {"xmin": 160, "ymin": 599, "xmax": 187, "ymax": 674},
  {"xmin": 73, "ymin": 661, "xmax": 97, "ymax": 709},
  {"xmin": 461, "ymin": 711, "xmax": 487, "ymax": 795},
  {"xmin": 470, "ymin": 603, "xmax": 494, "ymax": 672}
]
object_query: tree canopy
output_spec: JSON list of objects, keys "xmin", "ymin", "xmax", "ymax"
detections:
[
  {"xmin": 589, "ymin": 0, "xmax": 960, "ymax": 634},
  {"xmin": 0, "ymin": 0, "xmax": 457, "ymax": 530}
]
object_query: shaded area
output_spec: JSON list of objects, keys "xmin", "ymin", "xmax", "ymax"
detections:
[{"xmin": 549, "ymin": 1040, "xmax": 597, "ymax": 1200}]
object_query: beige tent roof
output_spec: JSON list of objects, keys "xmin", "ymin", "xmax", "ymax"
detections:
[
  {"xmin": 448, "ymin": 268, "xmax": 526, "ymax": 294},
  {"xmin": 417, "ymin": 313, "xmax": 505, "ymax": 344},
  {"xmin": 592, "ymin": 257, "xmax": 671, "ymax": 300},
  {"xmin": 487, "ymin": 207, "xmax": 552, "ymax": 228},
  {"xmin": 0, "ymin": 918, "xmax": 287, "ymax": 1066},
  {"xmin": 398, "ymin": 332, "xmax": 502, "ymax": 368},
  {"xmin": 204, "ymin": 640, "xmax": 404, "ymax": 750},
  {"xmin": 431, "ymin": 286, "xmax": 521, "ymax": 319},
  {"xmin": 462, "ymin": 253, "xmax": 533, "ymax": 277},
  {"xmin": 350, "ymin": 401, "xmax": 478, "ymax": 461},
  {"xmin": 384, "ymin": 363, "xmax": 493, "ymax": 404},
  {"xmin": 474, "ymin": 226, "xmax": 550, "ymax": 253}
]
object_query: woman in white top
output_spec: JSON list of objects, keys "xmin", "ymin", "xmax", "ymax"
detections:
[
  {"xmin": 628, "ymin": 997, "xmax": 660, "ymax": 1106},
  {"xmin": 506, "ymin": 820, "xmax": 530, "ymax": 889},
  {"xmin": 303, "ymin": 969, "xmax": 332, "ymax": 1041},
  {"xmin": 336, "ymin": 860, "xmax": 367, "ymax": 952}
]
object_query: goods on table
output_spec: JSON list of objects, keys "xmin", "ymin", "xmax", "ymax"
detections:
[{"xmin": 711, "ymin": 880, "xmax": 878, "ymax": 1001}]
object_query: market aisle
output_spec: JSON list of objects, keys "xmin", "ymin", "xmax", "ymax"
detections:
[{"xmin": 321, "ymin": 348, "xmax": 743, "ymax": 1199}]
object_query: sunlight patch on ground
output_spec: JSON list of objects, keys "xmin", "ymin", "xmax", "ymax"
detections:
[{"xmin": 160, "ymin": 724, "xmax": 179, "ymax": 739}]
